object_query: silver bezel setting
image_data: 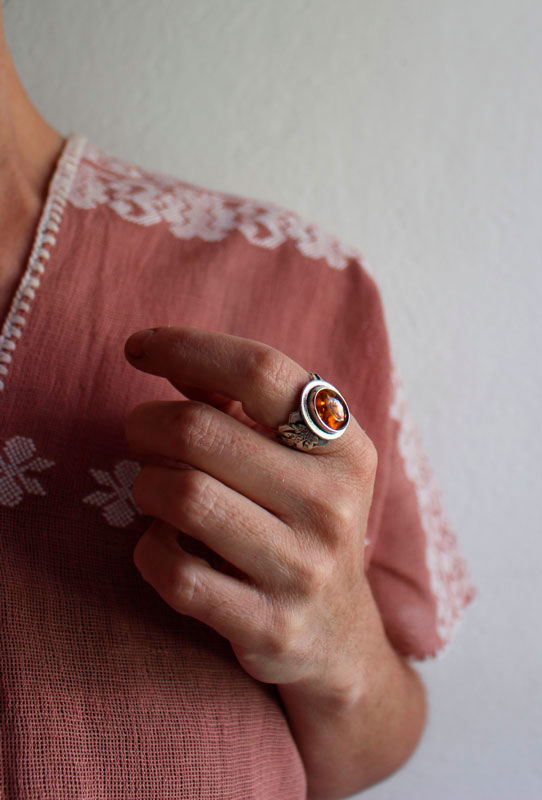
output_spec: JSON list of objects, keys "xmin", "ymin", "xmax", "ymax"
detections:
[{"xmin": 299, "ymin": 374, "xmax": 350, "ymax": 441}]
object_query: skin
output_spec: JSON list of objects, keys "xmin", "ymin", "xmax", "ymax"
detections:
[
  {"xmin": 124, "ymin": 326, "xmax": 428, "ymax": 798},
  {"xmin": 1, "ymin": 5, "xmax": 428, "ymax": 795},
  {"xmin": 0, "ymin": 5, "xmax": 66, "ymax": 323}
]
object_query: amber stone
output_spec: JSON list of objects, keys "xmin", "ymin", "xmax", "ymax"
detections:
[{"xmin": 314, "ymin": 388, "xmax": 347, "ymax": 430}]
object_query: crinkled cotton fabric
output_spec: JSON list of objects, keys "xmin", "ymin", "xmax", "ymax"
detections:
[{"xmin": 0, "ymin": 132, "xmax": 477, "ymax": 798}]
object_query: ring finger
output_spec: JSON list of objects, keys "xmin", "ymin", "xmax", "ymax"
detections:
[
  {"xmin": 126, "ymin": 399, "xmax": 322, "ymax": 522},
  {"xmin": 132, "ymin": 462, "xmax": 307, "ymax": 589}
]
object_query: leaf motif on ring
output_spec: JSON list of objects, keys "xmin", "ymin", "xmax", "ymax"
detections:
[{"xmin": 276, "ymin": 422, "xmax": 321, "ymax": 451}]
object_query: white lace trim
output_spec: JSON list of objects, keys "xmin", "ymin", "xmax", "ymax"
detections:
[
  {"xmin": 68, "ymin": 138, "xmax": 363, "ymax": 270},
  {"xmin": 0, "ymin": 133, "xmax": 87, "ymax": 393},
  {"xmin": 390, "ymin": 365, "xmax": 478, "ymax": 661}
]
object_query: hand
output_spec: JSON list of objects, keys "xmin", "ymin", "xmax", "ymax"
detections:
[{"xmin": 124, "ymin": 326, "xmax": 378, "ymax": 694}]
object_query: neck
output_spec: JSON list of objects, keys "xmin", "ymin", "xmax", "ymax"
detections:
[{"xmin": 0, "ymin": 14, "xmax": 66, "ymax": 323}]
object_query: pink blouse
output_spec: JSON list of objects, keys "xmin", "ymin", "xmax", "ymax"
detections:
[{"xmin": 0, "ymin": 132, "xmax": 476, "ymax": 798}]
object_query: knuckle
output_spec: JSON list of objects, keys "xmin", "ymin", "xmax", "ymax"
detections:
[
  {"xmin": 130, "ymin": 467, "xmax": 149, "ymax": 510},
  {"xmin": 331, "ymin": 496, "xmax": 358, "ymax": 530},
  {"xmin": 337, "ymin": 430, "xmax": 378, "ymax": 491},
  {"xmin": 133, "ymin": 528, "xmax": 204, "ymax": 610},
  {"xmin": 178, "ymin": 470, "xmax": 219, "ymax": 529},
  {"xmin": 261, "ymin": 607, "xmax": 305, "ymax": 659},
  {"xmin": 308, "ymin": 490, "xmax": 357, "ymax": 533},
  {"xmin": 168, "ymin": 560, "xmax": 203, "ymax": 608},
  {"xmin": 293, "ymin": 555, "xmax": 331, "ymax": 597},
  {"xmin": 353, "ymin": 432, "xmax": 378, "ymax": 477},
  {"xmin": 170, "ymin": 400, "xmax": 206, "ymax": 437},
  {"xmin": 362, "ymin": 435, "xmax": 379, "ymax": 475},
  {"xmin": 178, "ymin": 403, "xmax": 227, "ymax": 456},
  {"xmin": 244, "ymin": 346, "xmax": 290, "ymax": 395},
  {"xmin": 177, "ymin": 468, "xmax": 212, "ymax": 512}
]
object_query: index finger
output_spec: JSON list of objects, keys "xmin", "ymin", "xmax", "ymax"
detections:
[{"xmin": 124, "ymin": 326, "xmax": 363, "ymax": 460}]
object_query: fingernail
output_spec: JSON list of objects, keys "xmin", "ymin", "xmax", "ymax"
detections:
[{"xmin": 125, "ymin": 328, "xmax": 157, "ymax": 359}]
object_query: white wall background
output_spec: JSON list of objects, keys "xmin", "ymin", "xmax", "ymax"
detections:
[{"xmin": 5, "ymin": 1, "xmax": 541, "ymax": 797}]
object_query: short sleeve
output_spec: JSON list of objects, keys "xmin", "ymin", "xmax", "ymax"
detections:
[
  {"xmin": 334, "ymin": 255, "xmax": 479, "ymax": 663},
  {"xmin": 365, "ymin": 361, "xmax": 478, "ymax": 662}
]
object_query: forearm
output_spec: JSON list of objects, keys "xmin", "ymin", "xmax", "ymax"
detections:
[{"xmin": 277, "ymin": 578, "xmax": 427, "ymax": 800}]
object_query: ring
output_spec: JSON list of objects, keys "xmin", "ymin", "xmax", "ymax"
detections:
[{"xmin": 275, "ymin": 373, "xmax": 350, "ymax": 452}]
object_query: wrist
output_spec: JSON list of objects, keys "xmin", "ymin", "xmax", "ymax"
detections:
[{"xmin": 278, "ymin": 576, "xmax": 392, "ymax": 715}]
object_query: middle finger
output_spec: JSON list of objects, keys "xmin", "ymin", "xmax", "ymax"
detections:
[{"xmin": 125, "ymin": 399, "xmax": 320, "ymax": 520}]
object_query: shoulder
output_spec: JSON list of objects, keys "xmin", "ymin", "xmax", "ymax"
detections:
[
  {"xmin": 65, "ymin": 133, "xmax": 391, "ymax": 394},
  {"xmin": 67, "ymin": 134, "xmax": 377, "ymax": 281}
]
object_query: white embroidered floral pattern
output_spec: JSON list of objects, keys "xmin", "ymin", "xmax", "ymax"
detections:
[
  {"xmin": 389, "ymin": 365, "xmax": 477, "ymax": 659},
  {"xmin": 0, "ymin": 436, "xmax": 55, "ymax": 508},
  {"xmin": 83, "ymin": 459, "xmax": 142, "ymax": 528},
  {"xmin": 69, "ymin": 139, "xmax": 363, "ymax": 270}
]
